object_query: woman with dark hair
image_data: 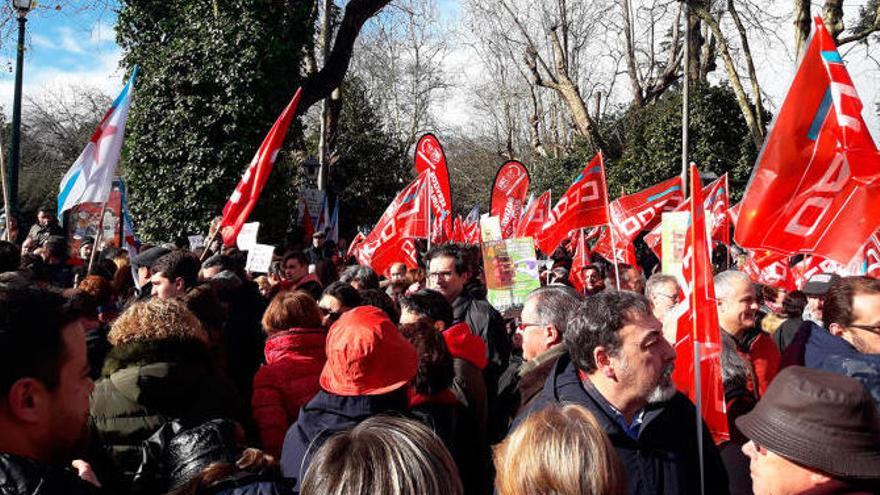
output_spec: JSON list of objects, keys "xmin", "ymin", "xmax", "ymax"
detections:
[
  {"xmin": 773, "ymin": 290, "xmax": 808, "ymax": 352},
  {"xmin": 252, "ymin": 290, "xmax": 327, "ymax": 456},
  {"xmin": 400, "ymin": 321, "xmax": 488, "ymax": 495}
]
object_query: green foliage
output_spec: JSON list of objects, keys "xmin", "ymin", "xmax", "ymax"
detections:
[
  {"xmin": 605, "ymin": 83, "xmax": 766, "ymax": 201},
  {"xmin": 326, "ymin": 79, "xmax": 411, "ymax": 238},
  {"xmin": 117, "ymin": 0, "xmax": 311, "ymax": 244},
  {"xmin": 529, "ymin": 144, "xmax": 598, "ymax": 203}
]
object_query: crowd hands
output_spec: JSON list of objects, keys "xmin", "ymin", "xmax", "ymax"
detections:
[{"xmin": 1, "ymin": 208, "xmax": 879, "ymax": 495}]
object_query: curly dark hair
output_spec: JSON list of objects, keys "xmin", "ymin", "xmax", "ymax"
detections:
[{"xmin": 564, "ymin": 290, "xmax": 651, "ymax": 373}]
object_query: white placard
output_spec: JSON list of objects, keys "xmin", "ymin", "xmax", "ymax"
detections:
[
  {"xmin": 236, "ymin": 222, "xmax": 260, "ymax": 251},
  {"xmin": 188, "ymin": 235, "xmax": 204, "ymax": 250},
  {"xmin": 245, "ymin": 244, "xmax": 275, "ymax": 273}
]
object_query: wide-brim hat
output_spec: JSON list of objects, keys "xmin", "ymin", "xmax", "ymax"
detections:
[
  {"xmin": 320, "ymin": 306, "xmax": 417, "ymax": 396},
  {"xmin": 735, "ymin": 366, "xmax": 880, "ymax": 480}
]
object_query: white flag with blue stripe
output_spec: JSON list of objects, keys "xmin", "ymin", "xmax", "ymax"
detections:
[{"xmin": 58, "ymin": 66, "xmax": 137, "ymax": 217}]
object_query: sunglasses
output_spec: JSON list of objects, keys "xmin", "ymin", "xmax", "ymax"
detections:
[{"xmin": 320, "ymin": 307, "xmax": 343, "ymax": 324}]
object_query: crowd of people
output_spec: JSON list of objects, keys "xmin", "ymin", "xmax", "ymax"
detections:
[{"xmin": 1, "ymin": 208, "xmax": 879, "ymax": 495}]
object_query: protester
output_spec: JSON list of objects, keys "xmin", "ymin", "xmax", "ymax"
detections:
[
  {"xmin": 280, "ymin": 306, "xmax": 417, "ymax": 490},
  {"xmin": 400, "ymin": 320, "xmax": 486, "ymax": 494},
  {"xmin": 129, "ymin": 246, "xmax": 171, "ymax": 301},
  {"xmin": 714, "ymin": 270, "xmax": 781, "ymax": 494},
  {"xmin": 22, "ymin": 206, "xmax": 64, "ymax": 255},
  {"xmin": 772, "ymin": 290, "xmax": 807, "ymax": 352},
  {"xmin": 495, "ymin": 404, "xmax": 625, "ymax": 495},
  {"xmin": 358, "ymin": 287, "xmax": 400, "ymax": 322},
  {"xmin": 300, "ymin": 415, "xmax": 463, "ymax": 495},
  {"xmin": 399, "ymin": 289, "xmax": 489, "ymax": 444},
  {"xmin": 612, "ymin": 263, "xmax": 645, "ymax": 293},
  {"xmin": 252, "ymin": 290, "xmax": 327, "ymax": 457},
  {"xmin": 318, "ymin": 281, "xmax": 362, "ymax": 327},
  {"xmin": 78, "ymin": 237, "xmax": 96, "ymax": 263},
  {"xmin": 385, "ymin": 261, "xmax": 410, "ymax": 304},
  {"xmin": 43, "ymin": 236, "xmax": 76, "ymax": 288},
  {"xmin": 645, "ymin": 273, "xmax": 680, "ymax": 342},
  {"xmin": 500, "ymin": 286, "xmax": 580, "ymax": 423},
  {"xmin": 516, "ymin": 290, "xmax": 729, "ymax": 495},
  {"xmin": 339, "ymin": 264, "xmax": 380, "ymax": 290},
  {"xmin": 581, "ymin": 264, "xmax": 606, "ymax": 296},
  {"xmin": 779, "ymin": 276, "xmax": 880, "ymax": 406},
  {"xmin": 89, "ymin": 297, "xmax": 245, "ymax": 491},
  {"xmin": 736, "ymin": 366, "xmax": 880, "ymax": 494},
  {"xmin": 802, "ymin": 272, "xmax": 841, "ymax": 325},
  {"xmin": 165, "ymin": 447, "xmax": 293, "ymax": 495},
  {"xmin": 0, "ymin": 284, "xmax": 100, "ymax": 494},
  {"xmin": 150, "ymin": 250, "xmax": 202, "ymax": 299},
  {"xmin": 313, "ymin": 258, "xmax": 339, "ymax": 287},
  {"xmin": 279, "ymin": 251, "xmax": 322, "ymax": 300},
  {"xmin": 426, "ymin": 244, "xmax": 510, "ymax": 406}
]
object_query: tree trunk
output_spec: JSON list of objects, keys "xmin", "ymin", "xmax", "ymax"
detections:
[
  {"xmin": 822, "ymin": 0, "xmax": 845, "ymax": 41},
  {"xmin": 728, "ymin": 0, "xmax": 764, "ymax": 132},
  {"xmin": 621, "ymin": 0, "xmax": 644, "ymax": 107},
  {"xmin": 691, "ymin": 3, "xmax": 764, "ymax": 149},
  {"xmin": 793, "ymin": 0, "xmax": 811, "ymax": 59}
]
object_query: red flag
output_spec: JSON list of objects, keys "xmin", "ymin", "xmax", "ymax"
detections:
[
  {"xmin": 346, "ymin": 232, "xmax": 365, "ymax": 259},
  {"xmin": 593, "ymin": 226, "xmax": 637, "ymax": 265},
  {"xmin": 570, "ymin": 229, "xmax": 592, "ymax": 293},
  {"xmin": 414, "ymin": 133, "xmax": 453, "ymax": 222},
  {"xmin": 535, "ymin": 153, "xmax": 609, "ymax": 254},
  {"xmin": 220, "ymin": 88, "xmax": 302, "ymax": 246},
  {"xmin": 644, "ymin": 175, "xmax": 729, "ymax": 259},
  {"xmin": 743, "ymin": 250, "xmax": 795, "ymax": 291},
  {"xmin": 736, "ymin": 18, "xmax": 880, "ymax": 265},
  {"xmin": 301, "ymin": 203, "xmax": 315, "ymax": 242},
  {"xmin": 490, "ymin": 160, "xmax": 531, "ymax": 239},
  {"xmin": 356, "ymin": 174, "xmax": 431, "ymax": 273},
  {"xmin": 515, "ymin": 190, "xmax": 551, "ymax": 239},
  {"xmin": 452, "ymin": 216, "xmax": 466, "ymax": 243},
  {"xmin": 865, "ymin": 233, "xmax": 880, "ymax": 278},
  {"xmin": 609, "ymin": 175, "xmax": 684, "ymax": 243},
  {"xmin": 672, "ymin": 164, "xmax": 729, "ymax": 444}
]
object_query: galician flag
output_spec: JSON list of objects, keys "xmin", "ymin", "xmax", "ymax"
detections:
[{"xmin": 58, "ymin": 66, "xmax": 138, "ymax": 217}]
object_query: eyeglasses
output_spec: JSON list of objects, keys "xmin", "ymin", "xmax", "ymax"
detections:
[
  {"xmin": 516, "ymin": 321, "xmax": 542, "ymax": 334},
  {"xmin": 847, "ymin": 323, "xmax": 880, "ymax": 335},
  {"xmin": 656, "ymin": 293, "xmax": 680, "ymax": 303},
  {"xmin": 427, "ymin": 270, "xmax": 455, "ymax": 280}
]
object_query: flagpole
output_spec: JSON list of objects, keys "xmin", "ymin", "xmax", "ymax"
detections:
[
  {"xmin": 681, "ymin": 1, "xmax": 690, "ymax": 198},
  {"xmin": 87, "ymin": 201, "xmax": 109, "ymax": 274},
  {"xmin": 200, "ymin": 226, "xmax": 221, "ymax": 262},
  {"xmin": 610, "ymin": 225, "xmax": 622, "ymax": 289},
  {"xmin": 0, "ymin": 134, "xmax": 11, "ymax": 242},
  {"xmin": 426, "ymin": 174, "xmax": 433, "ymax": 250}
]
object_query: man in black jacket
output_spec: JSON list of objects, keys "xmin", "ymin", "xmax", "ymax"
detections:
[
  {"xmin": 514, "ymin": 290, "xmax": 729, "ymax": 495},
  {"xmin": 0, "ymin": 284, "xmax": 101, "ymax": 494},
  {"xmin": 426, "ymin": 244, "xmax": 510, "ymax": 411}
]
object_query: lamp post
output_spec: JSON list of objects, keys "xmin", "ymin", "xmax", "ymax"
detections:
[{"xmin": 7, "ymin": 0, "xmax": 35, "ymax": 216}]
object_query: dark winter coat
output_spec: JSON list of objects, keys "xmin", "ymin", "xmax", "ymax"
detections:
[
  {"xmin": 279, "ymin": 389, "xmax": 409, "ymax": 491},
  {"xmin": 251, "ymin": 328, "xmax": 327, "ymax": 456},
  {"xmin": 0, "ymin": 453, "xmax": 102, "ymax": 495},
  {"xmin": 443, "ymin": 322, "xmax": 489, "ymax": 441},
  {"xmin": 773, "ymin": 316, "xmax": 804, "ymax": 352},
  {"xmin": 515, "ymin": 353, "xmax": 729, "ymax": 495},
  {"xmin": 89, "ymin": 338, "xmax": 245, "ymax": 490},
  {"xmin": 799, "ymin": 322, "xmax": 880, "ymax": 407},
  {"xmin": 514, "ymin": 344, "xmax": 566, "ymax": 416}
]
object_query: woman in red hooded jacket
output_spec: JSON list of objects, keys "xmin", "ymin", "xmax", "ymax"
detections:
[{"xmin": 251, "ymin": 290, "xmax": 327, "ymax": 456}]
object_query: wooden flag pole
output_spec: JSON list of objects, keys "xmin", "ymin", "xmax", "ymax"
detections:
[
  {"xmin": 0, "ymin": 130, "xmax": 11, "ymax": 242},
  {"xmin": 87, "ymin": 201, "xmax": 109, "ymax": 274}
]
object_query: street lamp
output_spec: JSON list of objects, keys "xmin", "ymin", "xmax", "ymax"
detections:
[{"xmin": 7, "ymin": 0, "xmax": 35, "ymax": 216}]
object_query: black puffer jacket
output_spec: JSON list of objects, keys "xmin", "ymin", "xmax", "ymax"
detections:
[
  {"xmin": 0, "ymin": 453, "xmax": 101, "ymax": 495},
  {"xmin": 89, "ymin": 338, "xmax": 245, "ymax": 492}
]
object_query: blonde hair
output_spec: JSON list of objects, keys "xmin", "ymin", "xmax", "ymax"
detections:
[
  {"xmin": 108, "ymin": 297, "xmax": 208, "ymax": 346},
  {"xmin": 494, "ymin": 404, "xmax": 625, "ymax": 495}
]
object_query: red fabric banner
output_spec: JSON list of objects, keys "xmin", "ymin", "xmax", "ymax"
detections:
[
  {"xmin": 515, "ymin": 190, "xmax": 551, "ymax": 240},
  {"xmin": 742, "ymin": 249, "xmax": 795, "ymax": 291},
  {"xmin": 672, "ymin": 164, "xmax": 730, "ymax": 445},
  {"xmin": 535, "ymin": 153, "xmax": 610, "ymax": 254},
  {"xmin": 490, "ymin": 160, "xmax": 531, "ymax": 239},
  {"xmin": 570, "ymin": 229, "xmax": 593, "ymax": 293},
  {"xmin": 644, "ymin": 175, "xmax": 730, "ymax": 259},
  {"xmin": 735, "ymin": 18, "xmax": 880, "ymax": 265},
  {"xmin": 414, "ymin": 133, "xmax": 453, "ymax": 223},
  {"xmin": 220, "ymin": 88, "xmax": 302, "ymax": 246}
]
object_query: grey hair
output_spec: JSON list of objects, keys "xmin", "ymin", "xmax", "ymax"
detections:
[
  {"xmin": 526, "ymin": 285, "xmax": 583, "ymax": 336},
  {"xmin": 301, "ymin": 415, "xmax": 463, "ymax": 495},
  {"xmin": 714, "ymin": 270, "xmax": 752, "ymax": 301},
  {"xmin": 645, "ymin": 273, "xmax": 680, "ymax": 300},
  {"xmin": 339, "ymin": 265, "xmax": 380, "ymax": 290}
]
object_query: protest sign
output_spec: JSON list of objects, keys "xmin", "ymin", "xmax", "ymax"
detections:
[
  {"xmin": 236, "ymin": 222, "xmax": 260, "ymax": 251},
  {"xmin": 482, "ymin": 237, "xmax": 541, "ymax": 312},
  {"xmin": 188, "ymin": 235, "xmax": 204, "ymax": 250},
  {"xmin": 246, "ymin": 244, "xmax": 275, "ymax": 273}
]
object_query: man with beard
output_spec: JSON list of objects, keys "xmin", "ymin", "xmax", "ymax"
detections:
[
  {"xmin": 0, "ymin": 284, "xmax": 100, "ymax": 493},
  {"xmin": 513, "ymin": 290, "xmax": 728, "ymax": 495},
  {"xmin": 385, "ymin": 262, "xmax": 409, "ymax": 305}
]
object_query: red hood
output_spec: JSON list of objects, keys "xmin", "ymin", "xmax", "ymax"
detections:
[
  {"xmin": 407, "ymin": 387, "xmax": 461, "ymax": 408},
  {"xmin": 442, "ymin": 322, "xmax": 488, "ymax": 370},
  {"xmin": 264, "ymin": 328, "xmax": 327, "ymax": 365}
]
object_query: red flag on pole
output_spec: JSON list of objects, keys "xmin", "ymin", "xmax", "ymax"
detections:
[
  {"xmin": 535, "ymin": 153, "xmax": 609, "ymax": 254},
  {"xmin": 301, "ymin": 203, "xmax": 315, "ymax": 242},
  {"xmin": 347, "ymin": 232, "xmax": 366, "ymax": 259},
  {"xmin": 220, "ymin": 88, "xmax": 302, "ymax": 246},
  {"xmin": 644, "ymin": 175, "xmax": 729, "ymax": 259},
  {"xmin": 570, "ymin": 229, "xmax": 593, "ymax": 293},
  {"xmin": 742, "ymin": 250, "xmax": 796, "ymax": 291},
  {"xmin": 414, "ymin": 133, "xmax": 453, "ymax": 223},
  {"xmin": 735, "ymin": 18, "xmax": 880, "ymax": 265},
  {"xmin": 490, "ymin": 160, "xmax": 531, "ymax": 239},
  {"xmin": 515, "ymin": 190, "xmax": 551, "ymax": 240},
  {"xmin": 672, "ymin": 164, "xmax": 730, "ymax": 445}
]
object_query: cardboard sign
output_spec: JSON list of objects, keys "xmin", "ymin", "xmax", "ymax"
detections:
[
  {"xmin": 236, "ymin": 222, "xmax": 260, "ymax": 251},
  {"xmin": 245, "ymin": 243, "xmax": 275, "ymax": 273}
]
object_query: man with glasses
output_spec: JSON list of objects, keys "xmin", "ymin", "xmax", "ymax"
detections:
[
  {"xmin": 426, "ymin": 244, "xmax": 510, "ymax": 438},
  {"xmin": 646, "ymin": 273, "xmax": 681, "ymax": 344},
  {"xmin": 800, "ymin": 276, "xmax": 880, "ymax": 406}
]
